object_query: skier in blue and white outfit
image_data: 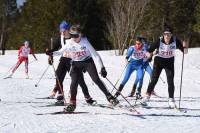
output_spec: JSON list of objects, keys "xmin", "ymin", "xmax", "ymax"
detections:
[
  {"xmin": 47, "ymin": 24, "xmax": 119, "ymax": 112},
  {"xmin": 114, "ymin": 37, "xmax": 149, "ymax": 98},
  {"xmin": 127, "ymin": 37, "xmax": 154, "ymax": 99}
]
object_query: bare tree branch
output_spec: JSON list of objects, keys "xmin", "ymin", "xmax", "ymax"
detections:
[{"xmin": 107, "ymin": 0, "xmax": 150, "ymax": 55}]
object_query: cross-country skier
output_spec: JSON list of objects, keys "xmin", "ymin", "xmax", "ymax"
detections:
[
  {"xmin": 46, "ymin": 21, "xmax": 96, "ymax": 105},
  {"xmin": 47, "ymin": 24, "xmax": 119, "ymax": 112},
  {"xmin": 8, "ymin": 41, "xmax": 37, "ymax": 79},
  {"xmin": 114, "ymin": 37, "xmax": 148, "ymax": 98},
  {"xmin": 142, "ymin": 25, "xmax": 188, "ymax": 108},
  {"xmin": 127, "ymin": 37, "xmax": 158, "ymax": 99}
]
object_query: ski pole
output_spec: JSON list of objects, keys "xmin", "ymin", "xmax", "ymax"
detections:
[
  {"xmin": 159, "ymin": 76, "xmax": 165, "ymax": 84},
  {"xmin": 34, "ymin": 65, "xmax": 50, "ymax": 87},
  {"xmin": 7, "ymin": 64, "xmax": 16, "ymax": 73},
  {"xmin": 179, "ymin": 52, "xmax": 185, "ymax": 109},
  {"xmin": 29, "ymin": 60, "xmax": 36, "ymax": 65},
  {"xmin": 111, "ymin": 64, "xmax": 127, "ymax": 93},
  {"xmin": 52, "ymin": 63, "xmax": 67, "ymax": 104},
  {"xmin": 4, "ymin": 63, "xmax": 17, "ymax": 76},
  {"xmin": 105, "ymin": 77, "xmax": 140, "ymax": 114}
]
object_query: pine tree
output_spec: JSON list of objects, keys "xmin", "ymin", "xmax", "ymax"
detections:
[
  {"xmin": 7, "ymin": 0, "xmax": 110, "ymax": 52},
  {"xmin": 0, "ymin": 0, "xmax": 18, "ymax": 54},
  {"xmin": 7, "ymin": 0, "xmax": 69, "ymax": 52},
  {"xmin": 138, "ymin": 0, "xmax": 197, "ymax": 46},
  {"xmin": 194, "ymin": 0, "xmax": 200, "ymax": 32}
]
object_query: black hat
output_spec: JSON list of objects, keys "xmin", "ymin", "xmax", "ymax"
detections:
[
  {"xmin": 136, "ymin": 37, "xmax": 143, "ymax": 42},
  {"xmin": 163, "ymin": 24, "xmax": 173, "ymax": 34}
]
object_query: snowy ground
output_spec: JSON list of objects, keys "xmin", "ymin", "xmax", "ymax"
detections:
[{"xmin": 0, "ymin": 48, "xmax": 200, "ymax": 133}]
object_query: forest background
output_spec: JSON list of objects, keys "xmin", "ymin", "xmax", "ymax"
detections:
[{"xmin": 0, "ymin": 0, "xmax": 200, "ymax": 54}]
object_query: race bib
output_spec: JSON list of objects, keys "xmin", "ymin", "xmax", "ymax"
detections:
[
  {"xmin": 157, "ymin": 42, "xmax": 176, "ymax": 58},
  {"xmin": 131, "ymin": 47, "xmax": 146, "ymax": 60},
  {"xmin": 21, "ymin": 47, "xmax": 30, "ymax": 57},
  {"xmin": 68, "ymin": 45, "xmax": 90, "ymax": 61},
  {"xmin": 71, "ymin": 50, "xmax": 87, "ymax": 59}
]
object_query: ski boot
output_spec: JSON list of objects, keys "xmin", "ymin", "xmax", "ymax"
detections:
[
  {"xmin": 128, "ymin": 84, "xmax": 136, "ymax": 97},
  {"xmin": 135, "ymin": 92, "xmax": 142, "ymax": 99},
  {"xmin": 55, "ymin": 95, "xmax": 64, "ymax": 106},
  {"xmin": 151, "ymin": 91, "xmax": 161, "ymax": 98},
  {"xmin": 114, "ymin": 84, "xmax": 124, "ymax": 98},
  {"xmin": 168, "ymin": 98, "xmax": 177, "ymax": 108},
  {"xmin": 86, "ymin": 97, "xmax": 97, "ymax": 105},
  {"xmin": 47, "ymin": 95, "xmax": 55, "ymax": 99},
  {"xmin": 107, "ymin": 95, "xmax": 119, "ymax": 106},
  {"xmin": 25, "ymin": 73, "xmax": 29, "ymax": 79},
  {"xmin": 141, "ymin": 92, "xmax": 151, "ymax": 106},
  {"xmin": 114, "ymin": 92, "xmax": 120, "ymax": 98},
  {"xmin": 47, "ymin": 90, "xmax": 57, "ymax": 99},
  {"xmin": 64, "ymin": 103, "xmax": 76, "ymax": 112},
  {"xmin": 6, "ymin": 73, "xmax": 13, "ymax": 78}
]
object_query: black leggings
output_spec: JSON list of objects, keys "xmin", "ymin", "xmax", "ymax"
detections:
[
  {"xmin": 147, "ymin": 57, "xmax": 175, "ymax": 98},
  {"xmin": 70, "ymin": 58, "xmax": 110, "ymax": 101},
  {"xmin": 54, "ymin": 57, "xmax": 90, "ymax": 98}
]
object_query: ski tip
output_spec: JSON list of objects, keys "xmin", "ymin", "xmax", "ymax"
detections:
[
  {"xmin": 3, "ymin": 77, "xmax": 11, "ymax": 79},
  {"xmin": 172, "ymin": 106, "xmax": 187, "ymax": 113},
  {"xmin": 36, "ymin": 111, "xmax": 89, "ymax": 115}
]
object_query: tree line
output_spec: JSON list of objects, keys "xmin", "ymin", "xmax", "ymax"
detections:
[{"xmin": 1, "ymin": 0, "xmax": 200, "ymax": 54}]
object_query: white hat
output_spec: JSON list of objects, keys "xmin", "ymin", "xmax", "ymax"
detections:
[{"xmin": 24, "ymin": 41, "xmax": 29, "ymax": 45}]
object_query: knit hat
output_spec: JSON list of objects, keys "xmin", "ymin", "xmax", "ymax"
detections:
[{"xmin": 59, "ymin": 21, "xmax": 70, "ymax": 31}]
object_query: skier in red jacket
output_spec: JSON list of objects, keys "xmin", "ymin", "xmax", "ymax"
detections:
[{"xmin": 8, "ymin": 41, "xmax": 37, "ymax": 78}]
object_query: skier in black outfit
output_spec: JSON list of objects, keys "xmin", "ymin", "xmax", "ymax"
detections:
[
  {"xmin": 46, "ymin": 21, "xmax": 96, "ymax": 105},
  {"xmin": 142, "ymin": 25, "xmax": 188, "ymax": 108}
]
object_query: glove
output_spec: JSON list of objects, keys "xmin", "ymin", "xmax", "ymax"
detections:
[
  {"xmin": 82, "ymin": 68, "xmax": 86, "ymax": 73},
  {"xmin": 48, "ymin": 55, "xmax": 53, "ymax": 65},
  {"xmin": 45, "ymin": 50, "xmax": 53, "ymax": 56},
  {"xmin": 100, "ymin": 67, "xmax": 107, "ymax": 78}
]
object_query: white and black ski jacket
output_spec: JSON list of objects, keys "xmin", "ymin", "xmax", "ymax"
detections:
[{"xmin": 53, "ymin": 37, "xmax": 105, "ymax": 69}]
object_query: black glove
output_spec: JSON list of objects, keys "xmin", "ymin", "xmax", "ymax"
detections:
[
  {"xmin": 147, "ymin": 57, "xmax": 152, "ymax": 62},
  {"xmin": 45, "ymin": 50, "xmax": 53, "ymax": 56},
  {"xmin": 82, "ymin": 68, "xmax": 86, "ymax": 73},
  {"xmin": 48, "ymin": 55, "xmax": 53, "ymax": 65},
  {"xmin": 100, "ymin": 67, "xmax": 107, "ymax": 78}
]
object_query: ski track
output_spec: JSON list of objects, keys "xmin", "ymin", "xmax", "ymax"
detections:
[{"xmin": 0, "ymin": 49, "xmax": 200, "ymax": 133}]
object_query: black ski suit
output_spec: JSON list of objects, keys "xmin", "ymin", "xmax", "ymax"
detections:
[
  {"xmin": 70, "ymin": 58, "xmax": 111, "ymax": 103},
  {"xmin": 146, "ymin": 36, "xmax": 184, "ymax": 98}
]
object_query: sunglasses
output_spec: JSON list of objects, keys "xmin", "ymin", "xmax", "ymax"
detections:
[
  {"xmin": 163, "ymin": 33, "xmax": 172, "ymax": 37},
  {"xmin": 70, "ymin": 33, "xmax": 80, "ymax": 38}
]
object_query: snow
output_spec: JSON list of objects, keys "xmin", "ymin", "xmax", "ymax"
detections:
[
  {"xmin": 17, "ymin": 0, "xmax": 26, "ymax": 8},
  {"xmin": 0, "ymin": 48, "xmax": 200, "ymax": 133}
]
